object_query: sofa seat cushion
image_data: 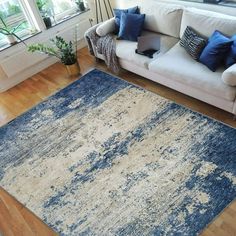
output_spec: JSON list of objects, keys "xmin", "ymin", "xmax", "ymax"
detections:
[
  {"xmin": 116, "ymin": 31, "xmax": 179, "ymax": 69},
  {"xmin": 148, "ymin": 44, "xmax": 236, "ymax": 101}
]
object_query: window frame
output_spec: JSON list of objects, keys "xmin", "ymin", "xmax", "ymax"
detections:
[
  {"xmin": 0, "ymin": 0, "xmax": 41, "ymax": 48},
  {"xmin": 38, "ymin": 0, "xmax": 88, "ymax": 26},
  {"xmin": 180, "ymin": 0, "xmax": 236, "ymax": 7},
  {"xmin": 0, "ymin": 0, "xmax": 90, "ymax": 51}
]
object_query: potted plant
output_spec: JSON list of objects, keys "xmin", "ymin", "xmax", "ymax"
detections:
[
  {"xmin": 0, "ymin": 16, "xmax": 25, "ymax": 45},
  {"xmin": 42, "ymin": 13, "xmax": 52, "ymax": 29},
  {"xmin": 28, "ymin": 36, "xmax": 80, "ymax": 76},
  {"xmin": 75, "ymin": 0, "xmax": 86, "ymax": 12},
  {"xmin": 36, "ymin": 0, "xmax": 52, "ymax": 29}
]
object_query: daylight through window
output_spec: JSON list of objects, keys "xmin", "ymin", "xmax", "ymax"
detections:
[
  {"xmin": 0, "ymin": 0, "xmax": 88, "ymax": 50},
  {"xmin": 36, "ymin": 0, "xmax": 88, "ymax": 26},
  {"xmin": 0, "ymin": 0, "xmax": 36, "ymax": 47}
]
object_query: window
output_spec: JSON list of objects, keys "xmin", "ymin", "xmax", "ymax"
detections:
[
  {"xmin": 50, "ymin": 0, "xmax": 77, "ymax": 19},
  {"xmin": 37, "ymin": 0, "xmax": 88, "ymax": 26},
  {"xmin": 183, "ymin": 0, "xmax": 236, "ymax": 7},
  {"xmin": 0, "ymin": 0, "xmax": 89, "ymax": 50},
  {"xmin": 0, "ymin": 0, "xmax": 37, "ymax": 48},
  {"xmin": 218, "ymin": 0, "xmax": 236, "ymax": 8}
]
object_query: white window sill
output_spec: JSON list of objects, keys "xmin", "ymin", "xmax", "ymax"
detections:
[
  {"xmin": 50, "ymin": 8, "xmax": 90, "ymax": 28},
  {"xmin": 0, "ymin": 8, "xmax": 90, "ymax": 53},
  {"xmin": 0, "ymin": 32, "xmax": 41, "ymax": 52}
]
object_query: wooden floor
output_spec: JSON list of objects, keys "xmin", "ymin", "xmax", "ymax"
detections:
[{"xmin": 0, "ymin": 47, "xmax": 236, "ymax": 236}]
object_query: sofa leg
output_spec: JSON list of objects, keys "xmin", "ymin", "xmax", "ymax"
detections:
[{"xmin": 95, "ymin": 57, "xmax": 101, "ymax": 63}]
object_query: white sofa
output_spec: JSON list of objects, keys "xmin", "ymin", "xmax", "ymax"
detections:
[{"xmin": 90, "ymin": 0, "xmax": 236, "ymax": 115}]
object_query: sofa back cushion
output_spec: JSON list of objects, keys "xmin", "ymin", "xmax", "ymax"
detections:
[
  {"xmin": 139, "ymin": 1, "xmax": 183, "ymax": 38},
  {"xmin": 180, "ymin": 8, "xmax": 236, "ymax": 38}
]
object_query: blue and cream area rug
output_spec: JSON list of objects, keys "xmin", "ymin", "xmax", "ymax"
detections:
[{"xmin": 0, "ymin": 69, "xmax": 236, "ymax": 235}]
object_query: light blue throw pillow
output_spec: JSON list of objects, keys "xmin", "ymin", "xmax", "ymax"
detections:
[{"xmin": 117, "ymin": 13, "xmax": 145, "ymax": 42}]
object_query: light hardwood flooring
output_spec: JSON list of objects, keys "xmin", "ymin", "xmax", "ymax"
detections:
[{"xmin": 0, "ymin": 47, "xmax": 235, "ymax": 236}]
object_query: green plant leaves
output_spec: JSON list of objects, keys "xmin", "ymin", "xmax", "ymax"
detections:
[{"xmin": 28, "ymin": 36, "xmax": 77, "ymax": 65}]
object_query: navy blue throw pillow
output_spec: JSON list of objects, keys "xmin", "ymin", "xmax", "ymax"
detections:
[
  {"xmin": 114, "ymin": 6, "xmax": 139, "ymax": 33},
  {"xmin": 199, "ymin": 31, "xmax": 233, "ymax": 72},
  {"xmin": 180, "ymin": 26, "xmax": 207, "ymax": 60},
  {"xmin": 225, "ymin": 35, "xmax": 236, "ymax": 68},
  {"xmin": 118, "ymin": 13, "xmax": 145, "ymax": 42}
]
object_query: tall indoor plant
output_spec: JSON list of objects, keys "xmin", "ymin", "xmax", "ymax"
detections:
[{"xmin": 28, "ymin": 36, "xmax": 80, "ymax": 76}]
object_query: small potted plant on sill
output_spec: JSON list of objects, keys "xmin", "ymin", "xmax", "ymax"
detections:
[
  {"xmin": 36, "ymin": 0, "xmax": 52, "ymax": 29},
  {"xmin": 75, "ymin": 0, "xmax": 86, "ymax": 12},
  {"xmin": 28, "ymin": 36, "xmax": 80, "ymax": 76},
  {"xmin": 42, "ymin": 14, "xmax": 52, "ymax": 29},
  {"xmin": 0, "ymin": 16, "xmax": 25, "ymax": 45}
]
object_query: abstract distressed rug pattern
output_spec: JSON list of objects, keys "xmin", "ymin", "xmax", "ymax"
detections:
[{"xmin": 0, "ymin": 69, "xmax": 236, "ymax": 236}]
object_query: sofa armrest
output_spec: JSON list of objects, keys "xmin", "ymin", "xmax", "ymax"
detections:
[
  {"xmin": 96, "ymin": 18, "xmax": 116, "ymax": 37},
  {"xmin": 222, "ymin": 64, "xmax": 236, "ymax": 86}
]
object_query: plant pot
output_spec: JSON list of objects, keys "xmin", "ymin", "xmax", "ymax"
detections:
[
  {"xmin": 78, "ymin": 2, "xmax": 86, "ymax": 11},
  {"xmin": 43, "ymin": 17, "xmax": 52, "ymax": 29},
  {"xmin": 65, "ymin": 62, "xmax": 80, "ymax": 76},
  {"xmin": 7, "ymin": 35, "xmax": 17, "ymax": 45}
]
